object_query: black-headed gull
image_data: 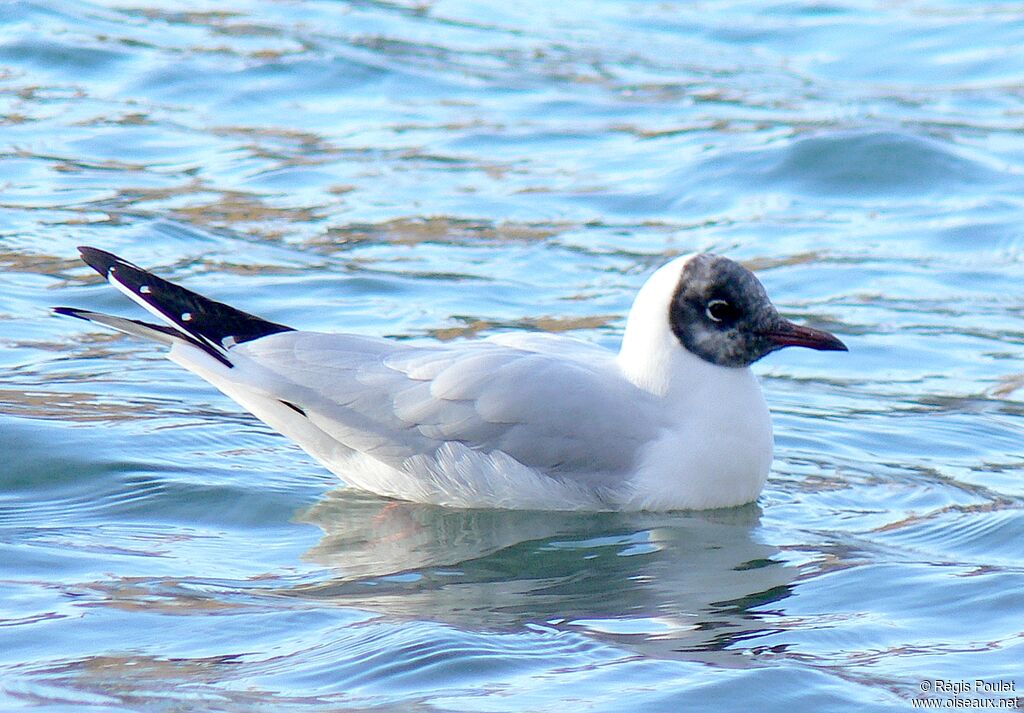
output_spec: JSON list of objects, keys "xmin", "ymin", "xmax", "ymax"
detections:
[{"xmin": 56, "ymin": 248, "xmax": 846, "ymax": 511}]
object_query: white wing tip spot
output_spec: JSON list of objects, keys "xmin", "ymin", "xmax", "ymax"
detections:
[
  {"xmin": 181, "ymin": 312, "xmax": 193, "ymax": 322},
  {"xmin": 140, "ymin": 285, "xmax": 151, "ymax": 294}
]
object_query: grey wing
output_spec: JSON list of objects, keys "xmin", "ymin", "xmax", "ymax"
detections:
[{"xmin": 232, "ymin": 331, "xmax": 658, "ymax": 484}]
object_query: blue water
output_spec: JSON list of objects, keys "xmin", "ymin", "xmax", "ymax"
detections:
[{"xmin": 3, "ymin": 1, "xmax": 1024, "ymax": 710}]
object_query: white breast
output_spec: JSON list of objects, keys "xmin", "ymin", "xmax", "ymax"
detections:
[{"xmin": 617, "ymin": 358, "xmax": 773, "ymax": 510}]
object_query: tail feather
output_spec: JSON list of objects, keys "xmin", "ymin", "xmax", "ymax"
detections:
[{"xmin": 58, "ymin": 247, "xmax": 294, "ymax": 368}]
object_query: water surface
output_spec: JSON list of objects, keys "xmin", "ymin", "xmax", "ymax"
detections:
[{"xmin": 2, "ymin": 1, "xmax": 1024, "ymax": 710}]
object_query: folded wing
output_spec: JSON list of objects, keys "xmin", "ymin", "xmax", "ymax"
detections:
[{"xmin": 231, "ymin": 332, "xmax": 659, "ymax": 488}]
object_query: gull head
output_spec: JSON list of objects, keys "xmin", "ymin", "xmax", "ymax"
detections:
[{"xmin": 667, "ymin": 253, "xmax": 847, "ymax": 368}]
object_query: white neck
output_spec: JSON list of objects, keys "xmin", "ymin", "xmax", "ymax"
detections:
[{"xmin": 616, "ymin": 255, "xmax": 752, "ymax": 398}]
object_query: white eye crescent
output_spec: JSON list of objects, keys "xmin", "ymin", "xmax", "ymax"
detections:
[{"xmin": 706, "ymin": 299, "xmax": 731, "ymax": 323}]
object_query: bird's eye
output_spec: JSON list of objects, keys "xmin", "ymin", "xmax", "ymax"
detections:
[{"xmin": 705, "ymin": 299, "xmax": 736, "ymax": 323}]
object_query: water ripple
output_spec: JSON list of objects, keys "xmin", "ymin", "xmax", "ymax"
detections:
[{"xmin": 2, "ymin": 0, "xmax": 1024, "ymax": 709}]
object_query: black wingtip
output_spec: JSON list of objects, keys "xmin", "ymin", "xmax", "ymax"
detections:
[
  {"xmin": 53, "ymin": 306, "xmax": 88, "ymax": 320},
  {"xmin": 77, "ymin": 246, "xmax": 129, "ymax": 278},
  {"xmin": 70, "ymin": 246, "xmax": 294, "ymax": 358}
]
